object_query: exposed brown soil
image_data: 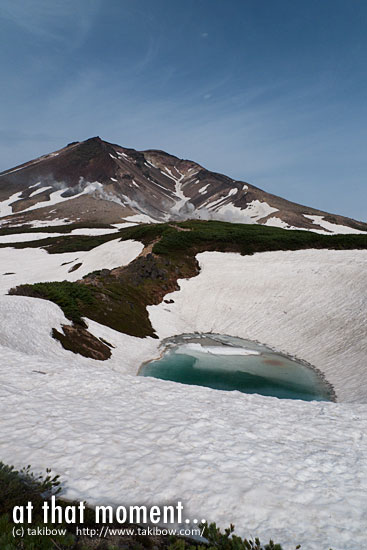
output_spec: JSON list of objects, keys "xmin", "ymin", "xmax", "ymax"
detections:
[
  {"xmin": 52, "ymin": 325, "xmax": 111, "ymax": 360},
  {"xmin": 68, "ymin": 262, "xmax": 83, "ymax": 273}
]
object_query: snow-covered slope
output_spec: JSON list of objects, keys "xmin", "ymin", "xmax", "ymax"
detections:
[
  {"xmin": 0, "ymin": 238, "xmax": 143, "ymax": 293},
  {"xmin": 0, "ymin": 249, "xmax": 366, "ymax": 550},
  {"xmin": 149, "ymin": 250, "xmax": 367, "ymax": 403}
]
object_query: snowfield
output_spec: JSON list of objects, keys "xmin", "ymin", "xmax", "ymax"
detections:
[
  {"xmin": 0, "ymin": 248, "xmax": 366, "ymax": 550},
  {"xmin": 0, "ymin": 238, "xmax": 143, "ymax": 292},
  {"xmin": 149, "ymin": 250, "xmax": 367, "ymax": 404}
]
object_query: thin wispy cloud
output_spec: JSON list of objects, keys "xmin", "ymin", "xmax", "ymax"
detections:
[
  {"xmin": 0, "ymin": 0, "xmax": 99, "ymax": 48},
  {"xmin": 0, "ymin": 0, "xmax": 366, "ymax": 221}
]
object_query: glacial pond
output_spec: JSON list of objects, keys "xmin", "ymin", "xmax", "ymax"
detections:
[{"xmin": 139, "ymin": 334, "xmax": 334, "ymax": 402}]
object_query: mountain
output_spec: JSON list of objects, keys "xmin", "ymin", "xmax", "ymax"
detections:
[
  {"xmin": 1, "ymin": 136, "xmax": 367, "ymax": 550},
  {"xmin": 0, "ymin": 136, "xmax": 366, "ymax": 233}
]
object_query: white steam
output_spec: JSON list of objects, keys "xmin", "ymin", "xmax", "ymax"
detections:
[{"xmin": 170, "ymin": 200, "xmax": 253, "ymax": 224}]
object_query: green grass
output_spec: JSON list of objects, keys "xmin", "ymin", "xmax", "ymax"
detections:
[
  {"xmin": 2, "ymin": 220, "xmax": 366, "ymax": 255},
  {"xmin": 0, "ymin": 222, "xmax": 114, "ymax": 237},
  {"xmin": 9, "ymin": 281, "xmax": 95, "ymax": 326},
  {"xmin": 151, "ymin": 220, "xmax": 367, "ymax": 255}
]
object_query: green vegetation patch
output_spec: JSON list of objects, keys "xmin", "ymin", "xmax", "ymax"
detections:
[
  {"xmin": 150, "ymin": 220, "xmax": 367, "ymax": 256},
  {"xmin": 0, "ymin": 233, "xmax": 118, "ymax": 253},
  {"xmin": 9, "ymin": 281, "xmax": 95, "ymax": 326},
  {"xmin": 0, "ymin": 222, "xmax": 114, "ymax": 237},
  {"xmin": 1, "ymin": 220, "xmax": 367, "ymax": 255}
]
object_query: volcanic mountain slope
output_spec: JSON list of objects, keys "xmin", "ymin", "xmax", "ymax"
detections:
[{"xmin": 0, "ymin": 136, "xmax": 366, "ymax": 233}]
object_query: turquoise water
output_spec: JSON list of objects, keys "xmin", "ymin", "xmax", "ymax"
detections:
[{"xmin": 139, "ymin": 334, "xmax": 333, "ymax": 402}]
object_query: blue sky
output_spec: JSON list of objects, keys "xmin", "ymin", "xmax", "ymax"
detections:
[{"xmin": 0, "ymin": 0, "xmax": 366, "ymax": 220}]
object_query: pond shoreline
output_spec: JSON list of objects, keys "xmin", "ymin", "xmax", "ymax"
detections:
[{"xmin": 137, "ymin": 333, "xmax": 337, "ymax": 403}]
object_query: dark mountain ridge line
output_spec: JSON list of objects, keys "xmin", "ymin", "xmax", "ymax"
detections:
[
  {"xmin": 8, "ymin": 220, "xmax": 367, "ymax": 360},
  {"xmin": 1, "ymin": 136, "xmax": 366, "ymax": 232}
]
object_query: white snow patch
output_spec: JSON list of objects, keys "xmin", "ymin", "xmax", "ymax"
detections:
[
  {"xmin": 171, "ymin": 171, "xmax": 189, "ymax": 214},
  {"xmin": 112, "ymin": 222, "xmax": 139, "ymax": 229},
  {"xmin": 29, "ymin": 186, "xmax": 53, "ymax": 197},
  {"xmin": 0, "ymin": 238, "xmax": 143, "ymax": 293},
  {"xmin": 210, "ymin": 203, "xmax": 253, "ymax": 224},
  {"xmin": 264, "ymin": 217, "xmax": 314, "ymax": 232},
  {"xmin": 244, "ymin": 200, "xmax": 278, "ymax": 221},
  {"xmin": 207, "ymin": 188, "xmax": 239, "ymax": 211},
  {"xmin": 162, "ymin": 167, "xmax": 181, "ymax": 182},
  {"xmin": 198, "ymin": 184, "xmax": 210, "ymax": 194},
  {"xmin": 17, "ymin": 182, "xmax": 104, "ymax": 214},
  {"xmin": 0, "ymin": 232, "xmax": 64, "ymax": 244},
  {"xmin": 116, "ymin": 151, "xmax": 133, "ymax": 163},
  {"xmin": 304, "ymin": 215, "xmax": 366, "ymax": 235},
  {"xmin": 182, "ymin": 343, "xmax": 260, "ymax": 356},
  {"xmin": 29, "ymin": 218, "xmax": 71, "ymax": 227},
  {"xmin": 122, "ymin": 213, "xmax": 156, "ymax": 224},
  {"xmin": 69, "ymin": 228, "xmax": 119, "ymax": 236},
  {"xmin": 264, "ymin": 217, "xmax": 291, "ymax": 229},
  {"xmin": 197, "ymin": 184, "xmax": 210, "ymax": 195},
  {"xmin": 145, "ymin": 160, "xmax": 158, "ymax": 169},
  {"xmin": 0, "ymin": 191, "xmax": 24, "ymax": 217}
]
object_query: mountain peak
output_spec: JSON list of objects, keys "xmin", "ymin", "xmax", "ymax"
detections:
[{"xmin": 0, "ymin": 138, "xmax": 366, "ymax": 234}]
